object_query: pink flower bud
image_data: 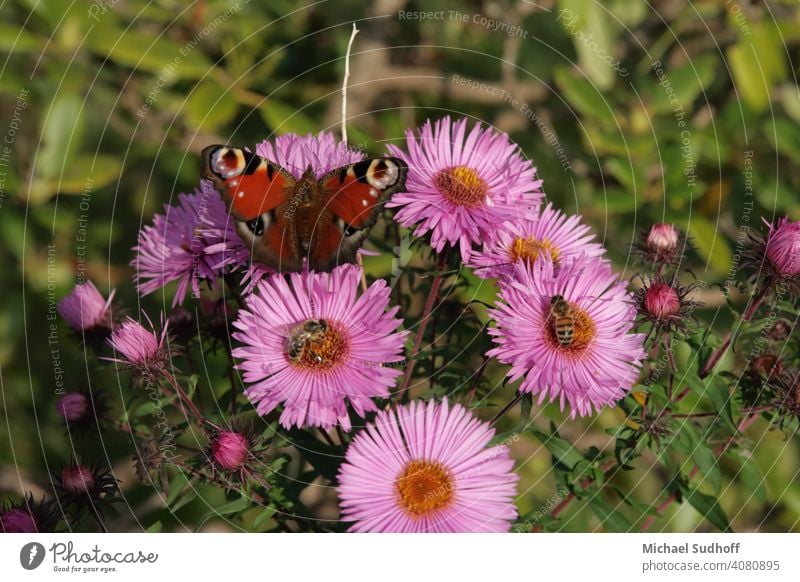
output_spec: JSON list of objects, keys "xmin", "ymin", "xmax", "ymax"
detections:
[
  {"xmin": 646, "ymin": 223, "xmax": 679, "ymax": 254},
  {"xmin": 56, "ymin": 393, "xmax": 89, "ymax": 422},
  {"xmin": 0, "ymin": 508, "xmax": 38, "ymax": 533},
  {"xmin": 57, "ymin": 281, "xmax": 114, "ymax": 331},
  {"xmin": 766, "ymin": 217, "xmax": 800, "ymax": 277},
  {"xmin": 61, "ymin": 466, "xmax": 96, "ymax": 494},
  {"xmin": 644, "ymin": 283, "xmax": 681, "ymax": 319},
  {"xmin": 211, "ymin": 431, "xmax": 249, "ymax": 471}
]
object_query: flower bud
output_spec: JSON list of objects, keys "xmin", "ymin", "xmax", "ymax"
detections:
[
  {"xmin": 61, "ymin": 466, "xmax": 96, "ymax": 495},
  {"xmin": 646, "ymin": 223, "xmax": 679, "ymax": 254},
  {"xmin": 58, "ymin": 281, "xmax": 114, "ymax": 332},
  {"xmin": 766, "ymin": 217, "xmax": 800, "ymax": 277},
  {"xmin": 211, "ymin": 431, "xmax": 249, "ymax": 471},
  {"xmin": 56, "ymin": 393, "xmax": 89, "ymax": 423},
  {"xmin": 0, "ymin": 507, "xmax": 38, "ymax": 533},
  {"xmin": 644, "ymin": 283, "xmax": 681, "ymax": 319}
]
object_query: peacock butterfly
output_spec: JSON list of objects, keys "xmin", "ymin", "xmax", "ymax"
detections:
[{"xmin": 201, "ymin": 145, "xmax": 407, "ymax": 272}]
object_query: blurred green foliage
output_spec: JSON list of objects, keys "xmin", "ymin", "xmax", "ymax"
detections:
[{"xmin": 1, "ymin": 0, "xmax": 800, "ymax": 532}]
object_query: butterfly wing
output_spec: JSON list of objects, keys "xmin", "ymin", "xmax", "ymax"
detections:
[
  {"xmin": 201, "ymin": 145, "xmax": 293, "ymax": 221},
  {"xmin": 202, "ymin": 145, "xmax": 305, "ymax": 271},
  {"xmin": 311, "ymin": 158, "xmax": 408, "ymax": 270}
]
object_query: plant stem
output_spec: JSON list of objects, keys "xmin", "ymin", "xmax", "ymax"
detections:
[
  {"xmin": 699, "ymin": 282, "xmax": 770, "ymax": 379},
  {"xmin": 490, "ymin": 392, "xmax": 522, "ymax": 426},
  {"xmin": 397, "ymin": 257, "xmax": 445, "ymax": 400},
  {"xmin": 161, "ymin": 370, "xmax": 206, "ymax": 425},
  {"xmin": 464, "ymin": 356, "xmax": 490, "ymax": 407},
  {"xmin": 640, "ymin": 410, "xmax": 762, "ymax": 531}
]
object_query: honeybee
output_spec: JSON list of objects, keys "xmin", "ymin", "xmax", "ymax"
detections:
[
  {"xmin": 548, "ymin": 295, "xmax": 576, "ymax": 347},
  {"xmin": 287, "ymin": 319, "xmax": 328, "ymax": 363}
]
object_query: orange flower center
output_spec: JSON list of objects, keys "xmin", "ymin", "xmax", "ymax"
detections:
[
  {"xmin": 396, "ymin": 460, "xmax": 454, "ymax": 517},
  {"xmin": 547, "ymin": 301, "xmax": 596, "ymax": 353},
  {"xmin": 509, "ymin": 236, "xmax": 560, "ymax": 265},
  {"xmin": 286, "ymin": 319, "xmax": 349, "ymax": 372},
  {"xmin": 434, "ymin": 166, "xmax": 488, "ymax": 207}
]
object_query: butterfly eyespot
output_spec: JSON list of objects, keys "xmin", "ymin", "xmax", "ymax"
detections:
[
  {"xmin": 366, "ymin": 159, "xmax": 400, "ymax": 189},
  {"xmin": 211, "ymin": 148, "xmax": 246, "ymax": 179}
]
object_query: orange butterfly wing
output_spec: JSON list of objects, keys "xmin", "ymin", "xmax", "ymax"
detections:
[{"xmin": 201, "ymin": 145, "xmax": 292, "ymax": 220}]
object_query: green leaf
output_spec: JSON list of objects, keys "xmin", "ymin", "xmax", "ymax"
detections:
[
  {"xmin": 530, "ymin": 425, "xmax": 585, "ymax": 471},
  {"xmin": 588, "ymin": 497, "xmax": 634, "ymax": 531},
  {"xmin": 35, "ymin": 93, "xmax": 85, "ymax": 185},
  {"xmin": 286, "ymin": 429, "xmax": 342, "ymax": 483},
  {"xmin": 727, "ymin": 23, "xmax": 787, "ymax": 113},
  {"xmin": 554, "ymin": 67, "xmax": 616, "ymax": 124},
  {"xmin": 650, "ymin": 55, "xmax": 716, "ymax": 113},
  {"xmin": 145, "ymin": 521, "xmax": 162, "ymax": 533},
  {"xmin": 687, "ymin": 216, "xmax": 732, "ymax": 276},
  {"xmin": 253, "ymin": 506, "xmax": 277, "ymax": 529},
  {"xmin": 557, "ymin": 0, "xmax": 616, "ymax": 90},
  {"xmin": 685, "ymin": 376, "xmax": 737, "ymax": 433},
  {"xmin": 682, "ymin": 485, "xmax": 732, "ymax": 532},
  {"xmin": 688, "ymin": 425, "xmax": 723, "ymax": 494},
  {"xmin": 259, "ymin": 101, "xmax": 316, "ymax": 136},
  {"xmin": 0, "ymin": 23, "xmax": 43, "ymax": 53},
  {"xmin": 52, "ymin": 154, "xmax": 122, "ymax": 194},
  {"xmin": 763, "ymin": 117, "xmax": 800, "ymax": 165},
  {"xmin": 194, "ymin": 494, "xmax": 252, "ymax": 532},
  {"xmin": 87, "ymin": 27, "xmax": 212, "ymax": 79},
  {"xmin": 735, "ymin": 451, "xmax": 767, "ymax": 504},
  {"xmin": 185, "ymin": 80, "xmax": 239, "ymax": 131}
]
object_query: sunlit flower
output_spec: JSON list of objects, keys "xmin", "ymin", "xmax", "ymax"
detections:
[
  {"xmin": 105, "ymin": 315, "xmax": 169, "ymax": 376},
  {"xmin": 232, "ymin": 264, "xmax": 408, "ymax": 430},
  {"xmin": 337, "ymin": 399, "xmax": 518, "ymax": 532},
  {"xmin": 488, "ymin": 257, "xmax": 646, "ymax": 417},
  {"xmin": 468, "ymin": 203, "xmax": 605, "ymax": 280},
  {"xmin": 133, "ymin": 182, "xmax": 249, "ymax": 306},
  {"xmin": 387, "ymin": 117, "xmax": 543, "ymax": 261},
  {"xmin": 256, "ymin": 130, "xmax": 366, "ymax": 179}
]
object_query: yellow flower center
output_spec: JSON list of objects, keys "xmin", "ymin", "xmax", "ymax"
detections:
[
  {"xmin": 286, "ymin": 319, "xmax": 349, "ymax": 372},
  {"xmin": 509, "ymin": 236, "xmax": 560, "ymax": 265},
  {"xmin": 396, "ymin": 460, "xmax": 454, "ymax": 517},
  {"xmin": 547, "ymin": 301, "xmax": 597, "ymax": 353},
  {"xmin": 434, "ymin": 166, "xmax": 488, "ymax": 208}
]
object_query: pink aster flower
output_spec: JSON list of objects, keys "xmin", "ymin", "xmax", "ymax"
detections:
[
  {"xmin": 488, "ymin": 257, "xmax": 646, "ymax": 417},
  {"xmin": 387, "ymin": 117, "xmax": 543, "ymax": 261},
  {"xmin": 105, "ymin": 315, "xmax": 169, "ymax": 376},
  {"xmin": 468, "ymin": 203, "xmax": 606, "ymax": 280},
  {"xmin": 337, "ymin": 399, "xmax": 519, "ymax": 532},
  {"xmin": 255, "ymin": 131, "xmax": 366, "ymax": 179},
  {"xmin": 765, "ymin": 216, "xmax": 800, "ymax": 277},
  {"xmin": 133, "ymin": 181, "xmax": 249, "ymax": 306},
  {"xmin": 57, "ymin": 281, "xmax": 115, "ymax": 341},
  {"xmin": 232, "ymin": 264, "xmax": 408, "ymax": 430}
]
